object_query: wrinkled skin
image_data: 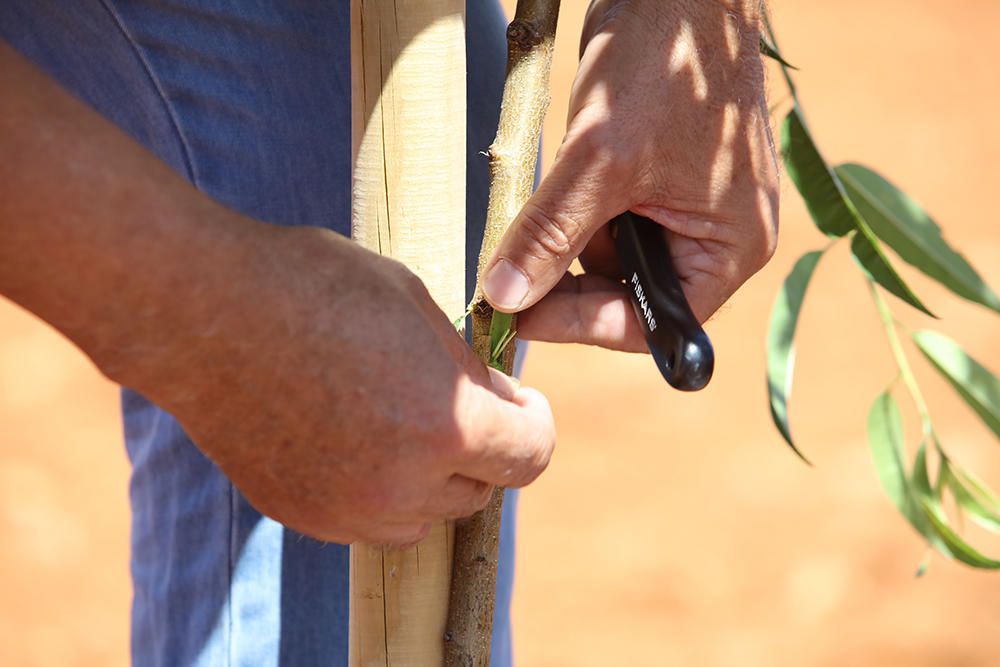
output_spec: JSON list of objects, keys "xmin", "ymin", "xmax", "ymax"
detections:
[{"xmin": 489, "ymin": 0, "xmax": 780, "ymax": 347}]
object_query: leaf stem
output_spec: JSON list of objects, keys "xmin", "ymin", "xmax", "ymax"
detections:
[{"xmin": 868, "ymin": 279, "xmax": 934, "ymax": 437}]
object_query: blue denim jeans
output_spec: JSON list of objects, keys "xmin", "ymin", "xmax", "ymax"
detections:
[{"xmin": 0, "ymin": 2, "xmax": 520, "ymax": 665}]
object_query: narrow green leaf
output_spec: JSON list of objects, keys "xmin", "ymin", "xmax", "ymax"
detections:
[
  {"xmin": 488, "ymin": 311, "xmax": 515, "ymax": 371},
  {"xmin": 911, "ymin": 446, "xmax": 1000, "ymax": 568},
  {"xmin": 766, "ymin": 250, "xmax": 822, "ymax": 463},
  {"xmin": 867, "ymin": 392, "xmax": 913, "ymax": 518},
  {"xmin": 781, "ymin": 109, "xmax": 856, "ymax": 237},
  {"xmin": 912, "ymin": 329, "xmax": 1000, "ymax": 439},
  {"xmin": 908, "ymin": 442, "xmax": 937, "ymax": 539},
  {"xmin": 911, "ymin": 443, "xmax": 933, "ymax": 499},
  {"xmin": 951, "ymin": 465, "xmax": 1000, "ymax": 513},
  {"xmin": 781, "ymin": 110, "xmax": 932, "ymax": 315},
  {"xmin": 851, "ymin": 230, "xmax": 935, "ymax": 317},
  {"xmin": 837, "ymin": 163, "xmax": 1000, "ymax": 314},
  {"xmin": 759, "ymin": 37, "xmax": 797, "ymax": 70},
  {"xmin": 917, "ymin": 496, "xmax": 1000, "ymax": 569},
  {"xmin": 452, "ymin": 299, "xmax": 476, "ymax": 331},
  {"xmin": 942, "ymin": 462, "xmax": 1000, "ymax": 532}
]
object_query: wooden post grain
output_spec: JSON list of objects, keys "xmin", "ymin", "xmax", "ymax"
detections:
[{"xmin": 349, "ymin": 1, "xmax": 466, "ymax": 665}]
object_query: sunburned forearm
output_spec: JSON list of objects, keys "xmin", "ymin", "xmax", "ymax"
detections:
[{"xmin": 0, "ymin": 41, "xmax": 265, "ymax": 388}]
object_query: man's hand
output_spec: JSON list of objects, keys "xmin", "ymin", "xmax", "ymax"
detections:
[
  {"xmin": 483, "ymin": 0, "xmax": 779, "ymax": 348},
  {"xmin": 152, "ymin": 225, "xmax": 556, "ymax": 546},
  {"xmin": 0, "ymin": 43, "xmax": 553, "ymax": 546}
]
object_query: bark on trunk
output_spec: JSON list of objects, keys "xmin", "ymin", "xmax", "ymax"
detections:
[{"xmin": 444, "ymin": 2, "xmax": 562, "ymax": 665}]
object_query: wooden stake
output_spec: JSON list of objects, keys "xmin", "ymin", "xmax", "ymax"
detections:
[
  {"xmin": 445, "ymin": 2, "xmax": 562, "ymax": 665},
  {"xmin": 349, "ymin": 1, "xmax": 465, "ymax": 665}
]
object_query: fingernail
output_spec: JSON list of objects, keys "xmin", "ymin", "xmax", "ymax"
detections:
[
  {"xmin": 487, "ymin": 367, "xmax": 520, "ymax": 400},
  {"xmin": 484, "ymin": 259, "xmax": 530, "ymax": 310}
]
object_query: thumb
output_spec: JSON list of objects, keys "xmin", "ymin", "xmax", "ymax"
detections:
[{"xmin": 481, "ymin": 145, "xmax": 623, "ymax": 313}]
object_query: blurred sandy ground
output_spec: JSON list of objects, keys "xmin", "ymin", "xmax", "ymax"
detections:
[{"xmin": 2, "ymin": 1, "xmax": 1000, "ymax": 665}]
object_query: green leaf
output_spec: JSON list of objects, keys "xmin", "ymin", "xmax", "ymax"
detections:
[
  {"xmin": 951, "ymin": 464, "xmax": 1000, "ymax": 514},
  {"xmin": 766, "ymin": 250, "xmax": 822, "ymax": 463},
  {"xmin": 781, "ymin": 109, "xmax": 856, "ymax": 238},
  {"xmin": 911, "ymin": 445, "xmax": 1000, "ymax": 568},
  {"xmin": 908, "ymin": 444, "xmax": 948, "ymax": 551},
  {"xmin": 850, "ymin": 229, "xmax": 935, "ymax": 317},
  {"xmin": 488, "ymin": 311, "xmax": 515, "ymax": 371},
  {"xmin": 781, "ymin": 110, "xmax": 932, "ymax": 315},
  {"xmin": 861, "ymin": 406, "xmax": 993, "ymax": 570},
  {"xmin": 942, "ymin": 461, "xmax": 1000, "ymax": 532},
  {"xmin": 867, "ymin": 392, "xmax": 914, "ymax": 519},
  {"xmin": 912, "ymin": 329, "xmax": 1000, "ymax": 439},
  {"xmin": 910, "ymin": 442, "xmax": 934, "ymax": 500},
  {"xmin": 917, "ymin": 496, "xmax": 1000, "ymax": 569},
  {"xmin": 759, "ymin": 37, "xmax": 797, "ymax": 70},
  {"xmin": 452, "ymin": 299, "xmax": 476, "ymax": 331},
  {"xmin": 837, "ymin": 163, "xmax": 1000, "ymax": 314}
]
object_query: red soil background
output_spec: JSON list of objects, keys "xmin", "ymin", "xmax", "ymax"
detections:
[{"xmin": 3, "ymin": 1, "xmax": 1000, "ymax": 664}]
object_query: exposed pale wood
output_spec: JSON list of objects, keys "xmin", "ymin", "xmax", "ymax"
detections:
[
  {"xmin": 349, "ymin": 1, "xmax": 465, "ymax": 665},
  {"xmin": 445, "ymin": 2, "xmax": 562, "ymax": 665}
]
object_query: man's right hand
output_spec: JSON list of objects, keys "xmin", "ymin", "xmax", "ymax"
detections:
[
  {"xmin": 0, "ymin": 42, "xmax": 554, "ymax": 547},
  {"xmin": 148, "ymin": 224, "xmax": 556, "ymax": 546}
]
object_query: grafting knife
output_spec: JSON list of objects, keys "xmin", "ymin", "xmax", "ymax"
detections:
[{"xmin": 611, "ymin": 211, "xmax": 714, "ymax": 391}]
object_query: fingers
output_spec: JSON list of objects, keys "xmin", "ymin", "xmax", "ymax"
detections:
[
  {"xmin": 288, "ymin": 513, "xmax": 431, "ymax": 548},
  {"xmin": 421, "ymin": 474, "xmax": 495, "ymax": 520},
  {"xmin": 360, "ymin": 522, "xmax": 433, "ymax": 549},
  {"xmin": 453, "ymin": 378, "xmax": 556, "ymax": 489},
  {"xmin": 655, "ymin": 229, "xmax": 741, "ymax": 324},
  {"xmin": 481, "ymin": 137, "xmax": 626, "ymax": 314},
  {"xmin": 630, "ymin": 205, "xmax": 777, "ymax": 323},
  {"xmin": 517, "ymin": 273, "xmax": 648, "ymax": 353},
  {"xmin": 486, "ymin": 366, "xmax": 519, "ymax": 400},
  {"xmin": 330, "ymin": 476, "xmax": 492, "ymax": 545}
]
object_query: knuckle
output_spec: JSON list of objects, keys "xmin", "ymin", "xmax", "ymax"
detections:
[
  {"xmin": 509, "ymin": 435, "xmax": 554, "ymax": 489},
  {"xmin": 517, "ymin": 202, "xmax": 579, "ymax": 260}
]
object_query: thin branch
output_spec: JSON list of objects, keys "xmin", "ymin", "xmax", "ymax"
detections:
[
  {"xmin": 444, "ymin": 1, "xmax": 561, "ymax": 665},
  {"xmin": 868, "ymin": 279, "xmax": 934, "ymax": 438}
]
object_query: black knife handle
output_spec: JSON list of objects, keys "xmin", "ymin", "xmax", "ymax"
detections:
[{"xmin": 611, "ymin": 211, "xmax": 714, "ymax": 391}]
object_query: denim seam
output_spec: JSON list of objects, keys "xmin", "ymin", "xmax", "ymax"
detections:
[{"xmin": 95, "ymin": 0, "xmax": 199, "ymax": 185}]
